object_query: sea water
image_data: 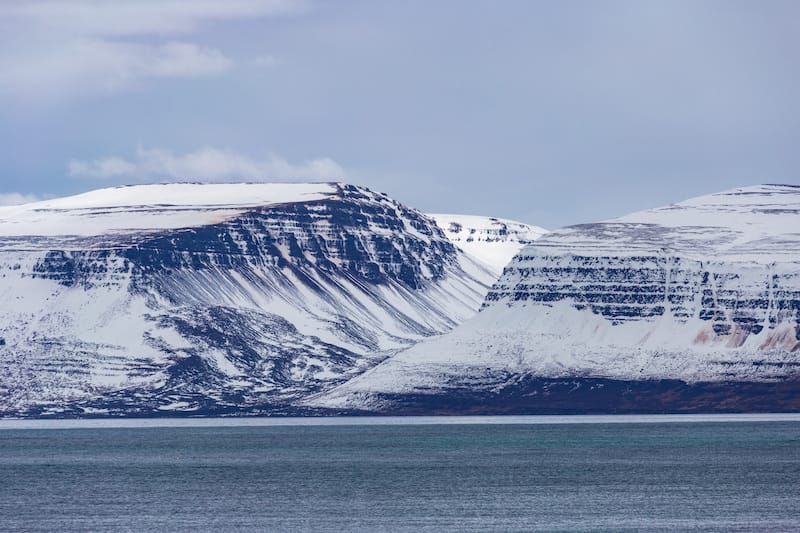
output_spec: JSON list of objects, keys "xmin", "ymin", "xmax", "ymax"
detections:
[{"xmin": 1, "ymin": 415, "xmax": 799, "ymax": 532}]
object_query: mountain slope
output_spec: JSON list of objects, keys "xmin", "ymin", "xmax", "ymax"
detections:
[
  {"xmin": 427, "ymin": 214, "xmax": 547, "ymax": 275},
  {"xmin": 312, "ymin": 185, "xmax": 800, "ymax": 413},
  {"xmin": 0, "ymin": 182, "xmax": 497, "ymax": 417}
]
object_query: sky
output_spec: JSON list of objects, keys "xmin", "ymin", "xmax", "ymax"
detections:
[{"xmin": 0, "ymin": 0, "xmax": 798, "ymax": 229}]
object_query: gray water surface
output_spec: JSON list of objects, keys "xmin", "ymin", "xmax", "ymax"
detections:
[{"xmin": 1, "ymin": 416, "xmax": 799, "ymax": 532}]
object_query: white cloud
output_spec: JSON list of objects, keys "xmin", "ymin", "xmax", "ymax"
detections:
[
  {"xmin": 68, "ymin": 156, "xmax": 138, "ymax": 180},
  {"xmin": 142, "ymin": 42, "xmax": 232, "ymax": 77},
  {"xmin": 0, "ymin": 0, "xmax": 306, "ymax": 37},
  {"xmin": 69, "ymin": 147, "xmax": 346, "ymax": 182},
  {"xmin": 0, "ymin": 0, "xmax": 302, "ymax": 99},
  {"xmin": 3, "ymin": 40, "xmax": 232, "ymax": 96},
  {"xmin": 0, "ymin": 193, "xmax": 43, "ymax": 206}
]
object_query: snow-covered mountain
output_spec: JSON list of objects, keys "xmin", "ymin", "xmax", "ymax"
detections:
[
  {"xmin": 313, "ymin": 185, "xmax": 800, "ymax": 413},
  {"xmin": 428, "ymin": 214, "xmax": 547, "ymax": 275},
  {"xmin": 0, "ymin": 182, "xmax": 498, "ymax": 417}
]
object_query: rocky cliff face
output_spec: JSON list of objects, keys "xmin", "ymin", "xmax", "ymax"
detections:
[
  {"xmin": 0, "ymin": 182, "xmax": 495, "ymax": 417},
  {"xmin": 484, "ymin": 184, "xmax": 800, "ymax": 354},
  {"xmin": 314, "ymin": 185, "xmax": 800, "ymax": 413}
]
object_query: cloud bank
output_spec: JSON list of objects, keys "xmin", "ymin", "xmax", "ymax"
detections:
[{"xmin": 69, "ymin": 147, "xmax": 346, "ymax": 183}]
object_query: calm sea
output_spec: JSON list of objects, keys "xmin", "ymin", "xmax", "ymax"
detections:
[{"xmin": 1, "ymin": 415, "xmax": 799, "ymax": 532}]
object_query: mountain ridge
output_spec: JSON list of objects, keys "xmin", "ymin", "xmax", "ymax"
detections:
[
  {"xmin": 428, "ymin": 213, "xmax": 547, "ymax": 275},
  {"xmin": 2, "ymin": 182, "xmax": 798, "ymax": 416},
  {"xmin": 0, "ymin": 182, "xmax": 504, "ymax": 417},
  {"xmin": 311, "ymin": 184, "xmax": 800, "ymax": 413}
]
